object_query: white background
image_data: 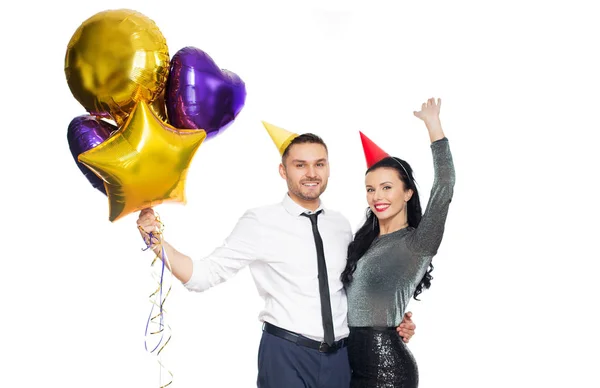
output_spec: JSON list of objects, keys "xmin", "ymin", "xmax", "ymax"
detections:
[{"xmin": 1, "ymin": 0, "xmax": 599, "ymax": 387}]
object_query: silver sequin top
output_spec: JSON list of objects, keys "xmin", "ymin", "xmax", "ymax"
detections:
[{"xmin": 346, "ymin": 138, "xmax": 455, "ymax": 327}]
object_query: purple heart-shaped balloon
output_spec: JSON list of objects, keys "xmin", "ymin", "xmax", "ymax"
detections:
[
  {"xmin": 67, "ymin": 115, "xmax": 116, "ymax": 195},
  {"xmin": 165, "ymin": 46, "xmax": 246, "ymax": 139}
]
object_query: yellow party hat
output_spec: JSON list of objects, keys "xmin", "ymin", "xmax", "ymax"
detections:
[{"xmin": 262, "ymin": 121, "xmax": 299, "ymax": 156}]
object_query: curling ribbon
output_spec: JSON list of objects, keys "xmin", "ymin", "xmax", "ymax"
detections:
[{"xmin": 140, "ymin": 214, "xmax": 174, "ymax": 388}]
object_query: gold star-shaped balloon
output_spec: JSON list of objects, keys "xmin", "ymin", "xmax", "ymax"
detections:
[{"xmin": 78, "ymin": 100, "xmax": 207, "ymax": 222}]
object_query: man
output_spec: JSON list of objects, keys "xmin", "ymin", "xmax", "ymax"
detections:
[{"xmin": 137, "ymin": 121, "xmax": 416, "ymax": 387}]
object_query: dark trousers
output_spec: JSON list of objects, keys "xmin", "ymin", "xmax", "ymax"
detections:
[{"xmin": 257, "ymin": 331, "xmax": 352, "ymax": 388}]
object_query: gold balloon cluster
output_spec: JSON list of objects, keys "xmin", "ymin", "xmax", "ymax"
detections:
[{"xmin": 65, "ymin": 9, "xmax": 206, "ymax": 223}]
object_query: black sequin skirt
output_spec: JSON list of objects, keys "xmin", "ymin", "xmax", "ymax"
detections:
[{"xmin": 348, "ymin": 327, "xmax": 419, "ymax": 388}]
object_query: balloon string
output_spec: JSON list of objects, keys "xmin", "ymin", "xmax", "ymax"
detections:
[{"xmin": 140, "ymin": 214, "xmax": 174, "ymax": 388}]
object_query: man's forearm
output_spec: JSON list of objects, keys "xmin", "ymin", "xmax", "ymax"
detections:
[{"xmin": 150, "ymin": 240, "xmax": 193, "ymax": 284}]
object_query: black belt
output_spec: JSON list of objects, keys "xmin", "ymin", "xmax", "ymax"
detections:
[{"xmin": 263, "ymin": 322, "xmax": 347, "ymax": 353}]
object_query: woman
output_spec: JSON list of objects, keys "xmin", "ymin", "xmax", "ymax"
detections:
[{"xmin": 341, "ymin": 97, "xmax": 455, "ymax": 387}]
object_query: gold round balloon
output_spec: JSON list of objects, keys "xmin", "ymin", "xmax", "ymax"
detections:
[{"xmin": 65, "ymin": 9, "xmax": 170, "ymax": 126}]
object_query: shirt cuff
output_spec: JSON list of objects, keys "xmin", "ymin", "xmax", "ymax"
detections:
[{"xmin": 181, "ymin": 260, "xmax": 211, "ymax": 292}]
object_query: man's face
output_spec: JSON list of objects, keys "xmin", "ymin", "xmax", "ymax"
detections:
[{"xmin": 279, "ymin": 143, "xmax": 330, "ymax": 203}]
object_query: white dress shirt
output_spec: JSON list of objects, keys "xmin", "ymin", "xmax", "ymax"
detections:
[{"xmin": 183, "ymin": 194, "xmax": 353, "ymax": 341}]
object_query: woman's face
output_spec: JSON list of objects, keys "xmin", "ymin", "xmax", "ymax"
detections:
[{"xmin": 365, "ymin": 167, "xmax": 413, "ymax": 222}]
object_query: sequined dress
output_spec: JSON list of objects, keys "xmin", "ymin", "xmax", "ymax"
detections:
[{"xmin": 345, "ymin": 138, "xmax": 455, "ymax": 387}]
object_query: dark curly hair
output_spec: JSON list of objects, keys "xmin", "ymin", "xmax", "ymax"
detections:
[{"xmin": 340, "ymin": 156, "xmax": 433, "ymax": 300}]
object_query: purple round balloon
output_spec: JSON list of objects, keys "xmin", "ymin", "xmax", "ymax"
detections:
[
  {"xmin": 67, "ymin": 115, "xmax": 115, "ymax": 195},
  {"xmin": 166, "ymin": 46, "xmax": 246, "ymax": 139}
]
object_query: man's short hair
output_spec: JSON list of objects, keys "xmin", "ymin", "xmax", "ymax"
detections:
[{"xmin": 282, "ymin": 133, "xmax": 328, "ymax": 164}]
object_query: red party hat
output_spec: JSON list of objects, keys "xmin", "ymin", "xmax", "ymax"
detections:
[{"xmin": 359, "ymin": 131, "xmax": 390, "ymax": 168}]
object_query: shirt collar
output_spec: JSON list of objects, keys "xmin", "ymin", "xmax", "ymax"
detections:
[{"xmin": 282, "ymin": 193, "xmax": 325, "ymax": 216}]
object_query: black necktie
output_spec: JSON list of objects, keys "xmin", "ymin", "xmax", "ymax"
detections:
[{"xmin": 302, "ymin": 211, "xmax": 335, "ymax": 346}]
